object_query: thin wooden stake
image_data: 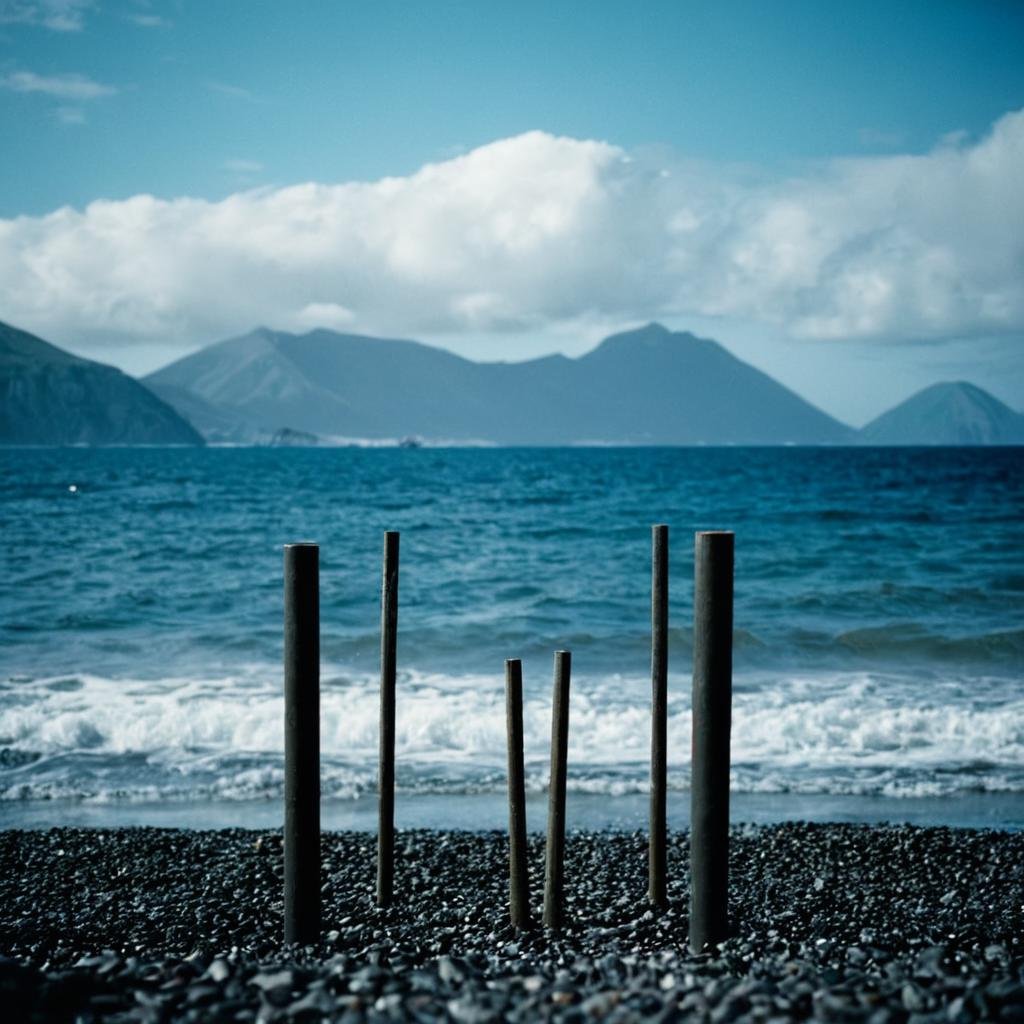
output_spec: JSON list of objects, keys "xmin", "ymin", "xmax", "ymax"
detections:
[
  {"xmin": 377, "ymin": 530, "xmax": 400, "ymax": 908},
  {"xmin": 505, "ymin": 658, "xmax": 532, "ymax": 929},
  {"xmin": 649, "ymin": 524, "xmax": 669, "ymax": 908},
  {"xmin": 543, "ymin": 650, "xmax": 571, "ymax": 930}
]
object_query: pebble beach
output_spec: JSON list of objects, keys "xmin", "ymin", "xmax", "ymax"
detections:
[{"xmin": 2, "ymin": 822, "xmax": 1022, "ymax": 1022}]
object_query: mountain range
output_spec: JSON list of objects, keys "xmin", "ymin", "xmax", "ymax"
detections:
[
  {"xmin": 143, "ymin": 322, "xmax": 852, "ymax": 445},
  {"xmin": 2, "ymin": 317, "xmax": 1022, "ymax": 446}
]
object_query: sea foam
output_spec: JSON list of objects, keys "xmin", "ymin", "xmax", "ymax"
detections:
[{"xmin": 2, "ymin": 667, "xmax": 1022, "ymax": 802}]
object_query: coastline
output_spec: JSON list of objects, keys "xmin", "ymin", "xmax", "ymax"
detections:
[
  {"xmin": 2, "ymin": 823, "xmax": 1021, "ymax": 1022},
  {"xmin": 4, "ymin": 789, "xmax": 1024, "ymax": 832}
]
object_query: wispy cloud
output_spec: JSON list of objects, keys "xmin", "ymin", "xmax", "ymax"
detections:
[
  {"xmin": 124, "ymin": 0, "xmax": 169, "ymax": 29},
  {"xmin": 223, "ymin": 159, "xmax": 263, "ymax": 174},
  {"xmin": 2, "ymin": 69, "xmax": 116, "ymax": 100},
  {"xmin": 0, "ymin": 110, "xmax": 1021, "ymax": 353},
  {"xmin": 54, "ymin": 104, "xmax": 86, "ymax": 123},
  {"xmin": 128, "ymin": 13, "xmax": 171, "ymax": 29},
  {"xmin": 0, "ymin": 0, "xmax": 94, "ymax": 32},
  {"xmin": 206, "ymin": 80, "xmax": 254, "ymax": 100}
]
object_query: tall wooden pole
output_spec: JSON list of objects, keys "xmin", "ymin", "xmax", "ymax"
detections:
[
  {"xmin": 283, "ymin": 542, "xmax": 320, "ymax": 944},
  {"xmin": 689, "ymin": 530, "xmax": 733, "ymax": 952}
]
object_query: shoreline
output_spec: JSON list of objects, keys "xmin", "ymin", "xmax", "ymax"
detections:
[
  {"xmin": 2, "ymin": 822, "xmax": 1021, "ymax": 1021},
  {"xmin": 4, "ymin": 789, "xmax": 1024, "ymax": 832}
]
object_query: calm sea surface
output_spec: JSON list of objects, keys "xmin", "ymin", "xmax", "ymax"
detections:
[{"xmin": 1, "ymin": 447, "xmax": 1022, "ymax": 826}]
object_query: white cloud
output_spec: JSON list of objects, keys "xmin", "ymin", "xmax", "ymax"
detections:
[
  {"xmin": 294, "ymin": 302, "xmax": 355, "ymax": 330},
  {"xmin": 0, "ymin": 0, "xmax": 94, "ymax": 32},
  {"xmin": 2, "ymin": 69, "xmax": 116, "ymax": 99},
  {"xmin": 1, "ymin": 113, "xmax": 1022, "ymax": 355}
]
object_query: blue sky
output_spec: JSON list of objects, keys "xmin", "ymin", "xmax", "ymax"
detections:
[{"xmin": 2, "ymin": 0, "xmax": 1023, "ymax": 423}]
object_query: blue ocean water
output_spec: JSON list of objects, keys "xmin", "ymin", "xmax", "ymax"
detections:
[{"xmin": 1, "ymin": 447, "xmax": 1022, "ymax": 824}]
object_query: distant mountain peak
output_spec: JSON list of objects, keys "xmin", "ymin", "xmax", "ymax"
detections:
[
  {"xmin": 231, "ymin": 325, "xmax": 281, "ymax": 347},
  {"xmin": 588, "ymin": 322, "xmax": 704, "ymax": 360},
  {"xmin": 636, "ymin": 321, "xmax": 671, "ymax": 336},
  {"xmin": 920, "ymin": 380, "xmax": 989, "ymax": 399},
  {"xmin": 610, "ymin": 321, "xmax": 673, "ymax": 340},
  {"xmin": 861, "ymin": 380, "xmax": 1024, "ymax": 445}
]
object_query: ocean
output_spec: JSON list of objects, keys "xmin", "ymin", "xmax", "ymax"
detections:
[{"xmin": 1, "ymin": 446, "xmax": 1022, "ymax": 829}]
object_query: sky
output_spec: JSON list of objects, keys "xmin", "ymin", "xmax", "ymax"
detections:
[{"xmin": 1, "ymin": 0, "xmax": 1023, "ymax": 425}]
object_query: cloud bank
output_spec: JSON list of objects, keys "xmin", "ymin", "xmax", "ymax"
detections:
[{"xmin": 1, "ymin": 109, "xmax": 1022, "ymax": 352}]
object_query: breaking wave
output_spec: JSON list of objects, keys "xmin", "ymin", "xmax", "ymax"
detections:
[{"xmin": 2, "ymin": 668, "xmax": 1022, "ymax": 803}]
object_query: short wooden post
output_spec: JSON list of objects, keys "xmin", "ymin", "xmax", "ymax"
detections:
[
  {"xmin": 689, "ymin": 530, "xmax": 733, "ymax": 952},
  {"xmin": 377, "ymin": 531, "xmax": 400, "ymax": 908},
  {"xmin": 649, "ymin": 524, "xmax": 668, "ymax": 908},
  {"xmin": 283, "ymin": 542, "xmax": 320, "ymax": 944},
  {"xmin": 505, "ymin": 658, "xmax": 532, "ymax": 929},
  {"xmin": 543, "ymin": 650, "xmax": 571, "ymax": 930}
]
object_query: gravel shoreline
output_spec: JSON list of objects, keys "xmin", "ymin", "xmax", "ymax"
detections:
[{"xmin": 1, "ymin": 823, "xmax": 1022, "ymax": 1022}]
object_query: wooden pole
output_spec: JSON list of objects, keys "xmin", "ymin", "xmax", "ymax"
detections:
[
  {"xmin": 649, "ymin": 524, "xmax": 669, "ymax": 908},
  {"xmin": 505, "ymin": 658, "xmax": 532, "ymax": 929},
  {"xmin": 543, "ymin": 650, "xmax": 571, "ymax": 930},
  {"xmin": 283, "ymin": 542, "xmax": 320, "ymax": 944},
  {"xmin": 377, "ymin": 530, "xmax": 400, "ymax": 908},
  {"xmin": 689, "ymin": 530, "xmax": 733, "ymax": 952}
]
